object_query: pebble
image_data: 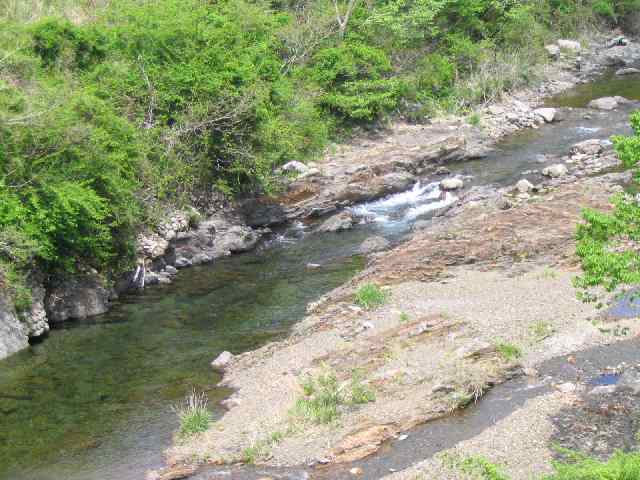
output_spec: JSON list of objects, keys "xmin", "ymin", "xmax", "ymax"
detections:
[{"xmin": 349, "ymin": 467, "xmax": 364, "ymax": 475}]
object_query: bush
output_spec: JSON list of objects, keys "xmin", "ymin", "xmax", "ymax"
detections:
[
  {"xmin": 575, "ymin": 111, "xmax": 640, "ymax": 294},
  {"xmin": 545, "ymin": 450, "xmax": 640, "ymax": 479}
]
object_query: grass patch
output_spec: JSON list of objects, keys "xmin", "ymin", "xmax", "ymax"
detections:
[
  {"xmin": 546, "ymin": 450, "xmax": 640, "ymax": 479},
  {"xmin": 172, "ymin": 388, "xmax": 212, "ymax": 438},
  {"xmin": 399, "ymin": 311, "xmax": 410, "ymax": 323},
  {"xmin": 495, "ymin": 342, "xmax": 522, "ymax": 362},
  {"xmin": 292, "ymin": 368, "xmax": 375, "ymax": 425},
  {"xmin": 355, "ymin": 283, "xmax": 388, "ymax": 310}
]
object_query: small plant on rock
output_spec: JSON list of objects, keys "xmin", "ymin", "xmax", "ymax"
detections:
[
  {"xmin": 172, "ymin": 388, "xmax": 212, "ymax": 438},
  {"xmin": 293, "ymin": 370, "xmax": 343, "ymax": 424},
  {"xmin": 355, "ymin": 283, "xmax": 388, "ymax": 310}
]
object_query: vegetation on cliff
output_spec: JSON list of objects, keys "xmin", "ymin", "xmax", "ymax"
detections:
[{"xmin": 0, "ymin": 0, "xmax": 637, "ymax": 299}]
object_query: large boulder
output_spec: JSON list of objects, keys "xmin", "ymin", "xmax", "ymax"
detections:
[
  {"xmin": 545, "ymin": 44, "xmax": 560, "ymax": 59},
  {"xmin": 588, "ymin": 96, "xmax": 627, "ymax": 111},
  {"xmin": 570, "ymin": 139, "xmax": 604, "ymax": 157},
  {"xmin": 557, "ymin": 39, "xmax": 581, "ymax": 52},
  {"xmin": 616, "ymin": 67, "xmax": 640, "ymax": 76},
  {"xmin": 45, "ymin": 273, "xmax": 112, "ymax": 323},
  {"xmin": 218, "ymin": 225, "xmax": 260, "ymax": 253},
  {"xmin": 281, "ymin": 161, "xmax": 309, "ymax": 175},
  {"xmin": 515, "ymin": 179, "xmax": 534, "ymax": 194},
  {"xmin": 0, "ymin": 291, "xmax": 29, "ymax": 360},
  {"xmin": 542, "ymin": 164, "xmax": 568, "ymax": 178},
  {"xmin": 440, "ymin": 177, "xmax": 464, "ymax": 191},
  {"xmin": 211, "ymin": 351, "xmax": 234, "ymax": 371},
  {"xmin": 317, "ymin": 211, "xmax": 354, "ymax": 233},
  {"xmin": 533, "ymin": 108, "xmax": 557, "ymax": 123},
  {"xmin": 18, "ymin": 281, "xmax": 48, "ymax": 338}
]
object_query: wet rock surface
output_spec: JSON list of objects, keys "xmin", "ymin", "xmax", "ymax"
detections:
[{"xmin": 44, "ymin": 273, "xmax": 113, "ymax": 323}]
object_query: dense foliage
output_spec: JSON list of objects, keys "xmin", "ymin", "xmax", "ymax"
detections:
[
  {"xmin": 576, "ymin": 111, "xmax": 640, "ymax": 296},
  {"xmin": 0, "ymin": 0, "xmax": 637, "ymax": 300}
]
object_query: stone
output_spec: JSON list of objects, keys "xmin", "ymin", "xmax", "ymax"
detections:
[
  {"xmin": 306, "ymin": 263, "xmax": 322, "ymax": 269},
  {"xmin": 588, "ymin": 385, "xmax": 617, "ymax": 396},
  {"xmin": 570, "ymin": 139, "xmax": 604, "ymax": 157},
  {"xmin": 165, "ymin": 265, "xmax": 178, "ymax": 275},
  {"xmin": 616, "ymin": 67, "xmax": 640, "ymax": 76},
  {"xmin": 218, "ymin": 225, "xmax": 261, "ymax": 253},
  {"xmin": 317, "ymin": 211, "xmax": 354, "ymax": 233},
  {"xmin": 556, "ymin": 382, "xmax": 576, "ymax": 394},
  {"xmin": 211, "ymin": 351, "xmax": 234, "ymax": 370},
  {"xmin": 349, "ymin": 467, "xmax": 364, "ymax": 476},
  {"xmin": 557, "ymin": 39, "xmax": 581, "ymax": 52},
  {"xmin": 45, "ymin": 273, "xmax": 112, "ymax": 323},
  {"xmin": 608, "ymin": 36, "xmax": 628, "ymax": 48},
  {"xmin": 191, "ymin": 253, "xmax": 213, "ymax": 265},
  {"xmin": 440, "ymin": 177, "xmax": 464, "ymax": 191},
  {"xmin": 455, "ymin": 340, "xmax": 494, "ymax": 359},
  {"xmin": 542, "ymin": 164, "xmax": 568, "ymax": 178},
  {"xmin": 617, "ymin": 370, "xmax": 640, "ymax": 395},
  {"xmin": 588, "ymin": 97, "xmax": 621, "ymax": 111},
  {"xmin": 495, "ymin": 196, "xmax": 513, "ymax": 210},
  {"xmin": 545, "ymin": 44, "xmax": 560, "ymax": 59},
  {"xmin": 0, "ymin": 291, "xmax": 29, "ymax": 360},
  {"xmin": 174, "ymin": 257, "xmax": 192, "ymax": 269},
  {"xmin": 18, "ymin": 280, "xmax": 48, "ymax": 338},
  {"xmin": 359, "ymin": 236, "xmax": 391, "ymax": 254},
  {"xmin": 281, "ymin": 161, "xmax": 309, "ymax": 175},
  {"xmin": 515, "ymin": 179, "xmax": 534, "ymax": 194},
  {"xmin": 533, "ymin": 108, "xmax": 556, "ymax": 123}
]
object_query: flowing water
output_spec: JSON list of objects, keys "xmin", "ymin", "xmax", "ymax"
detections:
[{"xmin": 1, "ymin": 73, "xmax": 639, "ymax": 480}]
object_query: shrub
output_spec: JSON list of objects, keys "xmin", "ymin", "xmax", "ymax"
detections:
[
  {"xmin": 545, "ymin": 450, "xmax": 640, "ymax": 479},
  {"xmin": 172, "ymin": 388, "xmax": 212, "ymax": 438},
  {"xmin": 293, "ymin": 371, "xmax": 343, "ymax": 424},
  {"xmin": 354, "ymin": 283, "xmax": 388, "ymax": 310}
]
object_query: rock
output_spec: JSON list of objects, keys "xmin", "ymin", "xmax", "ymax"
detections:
[
  {"xmin": 45, "ymin": 273, "xmax": 112, "ymax": 323},
  {"xmin": 139, "ymin": 233, "xmax": 170, "ymax": 259},
  {"xmin": 281, "ymin": 161, "xmax": 309, "ymax": 175},
  {"xmin": 608, "ymin": 36, "xmax": 628, "ymax": 48},
  {"xmin": 165, "ymin": 265, "xmax": 178, "ymax": 275},
  {"xmin": 542, "ymin": 164, "xmax": 568, "ymax": 178},
  {"xmin": 219, "ymin": 225, "xmax": 261, "ymax": 253},
  {"xmin": 556, "ymin": 382, "xmax": 576, "ymax": 394},
  {"xmin": 557, "ymin": 39, "xmax": 581, "ymax": 52},
  {"xmin": 191, "ymin": 253, "xmax": 213, "ymax": 265},
  {"xmin": 175, "ymin": 257, "xmax": 192, "ymax": 269},
  {"xmin": 349, "ymin": 467, "xmax": 364, "ymax": 476},
  {"xmin": 588, "ymin": 97, "xmax": 622, "ymax": 111},
  {"xmin": 440, "ymin": 177, "xmax": 464, "ymax": 191},
  {"xmin": 570, "ymin": 139, "xmax": 604, "ymax": 157},
  {"xmin": 495, "ymin": 196, "xmax": 513, "ymax": 210},
  {"xmin": 0, "ymin": 291, "xmax": 30, "ymax": 360},
  {"xmin": 545, "ymin": 44, "xmax": 560, "ymax": 59},
  {"xmin": 616, "ymin": 67, "xmax": 640, "ymax": 76},
  {"xmin": 221, "ymin": 397, "xmax": 242, "ymax": 409},
  {"xmin": 359, "ymin": 236, "xmax": 390, "ymax": 254},
  {"xmin": 317, "ymin": 211, "xmax": 354, "ymax": 233},
  {"xmin": 515, "ymin": 179, "xmax": 534, "ymax": 194},
  {"xmin": 306, "ymin": 263, "xmax": 322, "ymax": 269},
  {"xmin": 211, "ymin": 351, "xmax": 234, "ymax": 370},
  {"xmin": 241, "ymin": 201, "xmax": 287, "ymax": 228},
  {"xmin": 455, "ymin": 340, "xmax": 494, "ymax": 359},
  {"xmin": 588, "ymin": 385, "xmax": 617, "ymax": 396},
  {"xmin": 617, "ymin": 370, "xmax": 640, "ymax": 395},
  {"xmin": 156, "ymin": 466, "xmax": 197, "ymax": 480},
  {"xmin": 523, "ymin": 367, "xmax": 538, "ymax": 377},
  {"xmin": 533, "ymin": 108, "xmax": 556, "ymax": 123},
  {"xmin": 18, "ymin": 280, "xmax": 49, "ymax": 338}
]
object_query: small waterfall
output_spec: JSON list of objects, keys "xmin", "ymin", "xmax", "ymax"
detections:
[{"xmin": 350, "ymin": 182, "xmax": 442, "ymax": 223}]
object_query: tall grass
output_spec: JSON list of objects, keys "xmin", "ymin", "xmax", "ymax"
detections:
[{"xmin": 172, "ymin": 388, "xmax": 212, "ymax": 438}]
